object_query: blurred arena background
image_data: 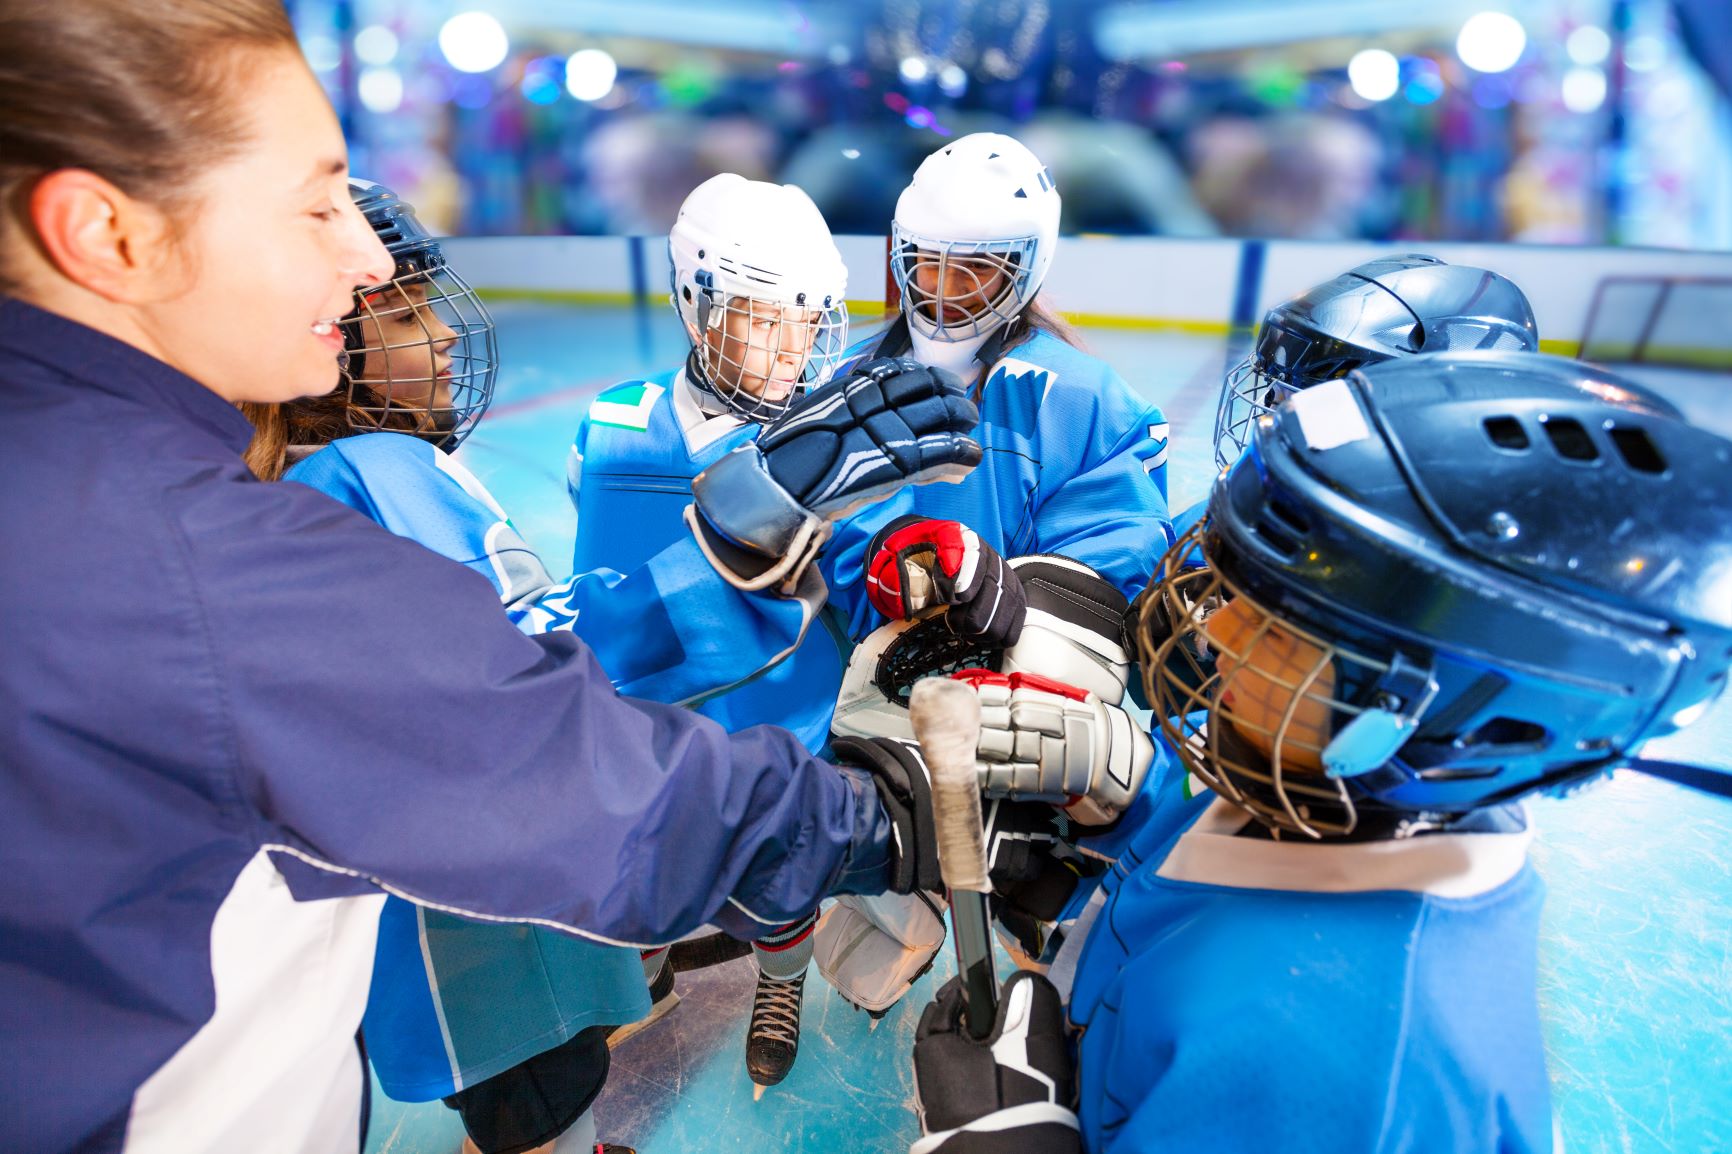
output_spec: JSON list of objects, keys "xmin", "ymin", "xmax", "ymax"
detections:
[{"xmin": 284, "ymin": 0, "xmax": 1732, "ymax": 248}]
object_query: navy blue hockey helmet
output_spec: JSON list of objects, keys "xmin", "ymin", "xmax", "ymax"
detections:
[
  {"xmin": 1146, "ymin": 351, "xmax": 1732, "ymax": 838},
  {"xmin": 1213, "ymin": 255, "xmax": 1538, "ymax": 471},
  {"xmin": 337, "ymin": 180, "xmax": 497, "ymax": 451}
]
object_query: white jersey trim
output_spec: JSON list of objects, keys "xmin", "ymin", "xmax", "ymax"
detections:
[
  {"xmin": 122, "ymin": 850, "xmax": 382, "ymax": 1153},
  {"xmin": 1155, "ymin": 797, "xmax": 1532, "ymax": 899},
  {"xmin": 673, "ymin": 371, "xmax": 749, "ymax": 457}
]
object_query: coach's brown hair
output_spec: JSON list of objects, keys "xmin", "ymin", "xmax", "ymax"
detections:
[{"xmin": 0, "ymin": 0, "xmax": 299, "ymax": 291}]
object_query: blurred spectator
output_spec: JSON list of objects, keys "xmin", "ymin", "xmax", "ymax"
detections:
[
  {"xmin": 1188, "ymin": 113, "xmax": 1381, "ymax": 239},
  {"xmin": 583, "ymin": 112, "xmax": 779, "ymax": 234}
]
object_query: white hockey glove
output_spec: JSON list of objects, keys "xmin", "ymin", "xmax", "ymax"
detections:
[
  {"xmin": 685, "ymin": 358, "xmax": 981, "ymax": 594},
  {"xmin": 952, "ymin": 669, "xmax": 1152, "ymax": 826},
  {"xmin": 912, "ymin": 970, "xmax": 1082, "ymax": 1154}
]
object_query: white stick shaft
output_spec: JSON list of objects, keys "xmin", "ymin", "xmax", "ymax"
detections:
[{"xmin": 909, "ymin": 677, "xmax": 988, "ymax": 893}]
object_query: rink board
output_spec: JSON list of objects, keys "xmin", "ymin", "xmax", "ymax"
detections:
[{"xmin": 365, "ymin": 295, "xmax": 1732, "ymax": 1154}]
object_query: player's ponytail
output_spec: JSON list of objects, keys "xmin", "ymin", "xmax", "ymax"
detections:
[{"xmin": 0, "ymin": 0, "xmax": 298, "ymax": 293}]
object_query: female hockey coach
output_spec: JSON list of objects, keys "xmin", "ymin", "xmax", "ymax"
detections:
[{"xmin": 0, "ymin": 4, "xmax": 975, "ymax": 1150}]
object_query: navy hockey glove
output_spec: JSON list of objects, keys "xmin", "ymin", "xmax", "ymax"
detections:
[
  {"xmin": 685, "ymin": 358, "xmax": 981, "ymax": 593},
  {"xmin": 866, "ymin": 516, "xmax": 1027, "ymax": 649},
  {"xmin": 831, "ymin": 735, "xmax": 942, "ymax": 895},
  {"xmin": 912, "ymin": 970, "xmax": 1082, "ymax": 1154}
]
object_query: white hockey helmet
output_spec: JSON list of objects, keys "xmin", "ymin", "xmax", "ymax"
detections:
[
  {"xmin": 891, "ymin": 133, "xmax": 1061, "ymax": 345},
  {"xmin": 669, "ymin": 174, "xmax": 849, "ymax": 422}
]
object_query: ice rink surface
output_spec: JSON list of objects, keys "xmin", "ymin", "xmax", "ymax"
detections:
[{"xmin": 366, "ymin": 302, "xmax": 1732, "ymax": 1154}]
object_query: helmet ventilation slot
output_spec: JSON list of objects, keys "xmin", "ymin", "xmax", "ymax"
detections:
[
  {"xmin": 1253, "ymin": 490, "xmax": 1312, "ymax": 559},
  {"xmin": 1539, "ymin": 416, "xmax": 1599, "ymax": 462},
  {"xmin": 1483, "ymin": 415, "xmax": 1530, "ymax": 451},
  {"xmin": 1607, "ymin": 424, "xmax": 1668, "ymax": 475}
]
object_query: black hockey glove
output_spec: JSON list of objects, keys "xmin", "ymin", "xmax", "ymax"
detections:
[
  {"xmin": 912, "ymin": 971, "xmax": 1082, "ymax": 1154},
  {"xmin": 866, "ymin": 515, "xmax": 1027, "ymax": 649},
  {"xmin": 982, "ymin": 799, "xmax": 1094, "ymax": 964},
  {"xmin": 685, "ymin": 358, "xmax": 981, "ymax": 594},
  {"xmin": 831, "ymin": 735, "xmax": 942, "ymax": 895}
]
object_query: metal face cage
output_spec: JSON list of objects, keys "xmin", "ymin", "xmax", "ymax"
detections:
[
  {"xmin": 1137, "ymin": 519, "xmax": 1428, "ymax": 839},
  {"xmin": 690, "ymin": 291, "xmax": 849, "ymax": 422},
  {"xmin": 1212, "ymin": 355, "xmax": 1295, "ymax": 472},
  {"xmin": 891, "ymin": 225, "xmax": 1038, "ymax": 343},
  {"xmin": 342, "ymin": 261, "xmax": 497, "ymax": 450}
]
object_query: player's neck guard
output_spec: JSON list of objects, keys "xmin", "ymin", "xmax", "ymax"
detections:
[{"xmin": 872, "ymin": 314, "xmax": 1018, "ymax": 394}]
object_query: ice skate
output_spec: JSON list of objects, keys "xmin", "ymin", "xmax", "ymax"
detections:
[
  {"xmin": 605, "ymin": 959, "xmax": 679, "ymax": 1050},
  {"xmin": 746, "ymin": 970, "xmax": 805, "ymax": 1094}
]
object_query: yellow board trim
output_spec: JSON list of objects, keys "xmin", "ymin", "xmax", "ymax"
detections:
[
  {"xmin": 468, "ymin": 295, "xmax": 1732, "ymax": 367},
  {"xmin": 475, "ymin": 287, "xmax": 640, "ymax": 307}
]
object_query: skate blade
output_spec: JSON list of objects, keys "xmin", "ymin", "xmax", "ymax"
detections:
[
  {"xmin": 606, "ymin": 991, "xmax": 681, "ymax": 1050},
  {"xmin": 753, "ymin": 1082, "xmax": 767, "ymax": 1102},
  {"xmin": 868, "ymin": 1016, "xmax": 880, "ymax": 1032}
]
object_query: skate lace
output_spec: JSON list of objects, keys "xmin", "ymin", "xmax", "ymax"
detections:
[{"xmin": 752, "ymin": 976, "xmax": 803, "ymax": 1046}]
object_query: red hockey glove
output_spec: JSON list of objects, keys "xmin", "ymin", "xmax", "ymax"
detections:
[{"xmin": 866, "ymin": 516, "xmax": 1027, "ymax": 649}]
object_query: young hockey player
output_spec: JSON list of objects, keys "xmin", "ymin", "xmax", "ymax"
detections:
[
  {"xmin": 908, "ymin": 351, "xmax": 1732, "ymax": 1153},
  {"xmin": 569, "ymin": 172, "xmax": 1027, "ymax": 1093},
  {"xmin": 251, "ymin": 181, "xmax": 985, "ymax": 1154},
  {"xmin": 1164, "ymin": 253, "xmax": 1538, "ymax": 580},
  {"xmin": 840, "ymin": 132, "xmax": 1174, "ymax": 603}
]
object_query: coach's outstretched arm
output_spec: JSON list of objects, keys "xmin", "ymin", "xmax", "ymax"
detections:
[{"xmin": 204, "ymin": 481, "xmax": 906, "ymax": 946}]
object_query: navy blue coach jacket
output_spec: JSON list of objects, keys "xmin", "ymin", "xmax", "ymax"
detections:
[{"xmin": 0, "ymin": 298, "xmax": 892, "ymax": 1152}]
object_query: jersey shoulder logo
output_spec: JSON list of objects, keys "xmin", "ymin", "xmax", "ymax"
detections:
[
  {"xmin": 1145, "ymin": 420, "xmax": 1171, "ymax": 473},
  {"xmin": 987, "ymin": 356, "xmax": 1055, "ymax": 401},
  {"xmin": 589, "ymin": 382, "xmax": 666, "ymax": 431}
]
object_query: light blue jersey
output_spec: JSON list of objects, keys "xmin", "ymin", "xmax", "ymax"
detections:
[
  {"xmin": 286, "ymin": 432, "xmax": 824, "ymax": 1100},
  {"xmin": 1061, "ymin": 752, "xmax": 1553, "ymax": 1154},
  {"xmin": 569, "ymin": 370, "xmax": 884, "ymax": 751},
  {"xmin": 840, "ymin": 327, "xmax": 1175, "ymax": 601}
]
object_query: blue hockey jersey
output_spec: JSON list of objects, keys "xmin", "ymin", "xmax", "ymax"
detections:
[
  {"xmin": 1061, "ymin": 759, "xmax": 1553, "ymax": 1154},
  {"xmin": 838, "ymin": 328, "xmax": 1175, "ymax": 601},
  {"xmin": 570, "ymin": 370, "xmax": 886, "ymax": 751}
]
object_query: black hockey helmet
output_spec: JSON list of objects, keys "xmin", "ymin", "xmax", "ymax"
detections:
[
  {"xmin": 1213, "ymin": 255, "xmax": 1538, "ymax": 470},
  {"xmin": 334, "ymin": 179, "xmax": 498, "ymax": 451},
  {"xmin": 1147, "ymin": 351, "xmax": 1732, "ymax": 837}
]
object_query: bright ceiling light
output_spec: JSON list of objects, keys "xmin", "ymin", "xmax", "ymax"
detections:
[
  {"xmin": 1566, "ymin": 25, "xmax": 1610, "ymax": 67},
  {"xmin": 566, "ymin": 48, "xmax": 618, "ymax": 101},
  {"xmin": 1348, "ymin": 49, "xmax": 1400, "ymax": 102},
  {"xmin": 1457, "ymin": 11, "xmax": 1527, "ymax": 74},
  {"xmin": 358, "ymin": 67, "xmax": 403, "ymax": 114},
  {"xmin": 1562, "ymin": 66, "xmax": 1606, "ymax": 114},
  {"xmin": 440, "ymin": 11, "xmax": 509, "ymax": 74}
]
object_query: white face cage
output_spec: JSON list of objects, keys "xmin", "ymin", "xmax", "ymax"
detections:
[
  {"xmin": 1138, "ymin": 519, "xmax": 1431, "ymax": 839},
  {"xmin": 891, "ymin": 223, "xmax": 1039, "ymax": 344},
  {"xmin": 342, "ymin": 263, "xmax": 497, "ymax": 450},
  {"xmin": 1212, "ymin": 356, "xmax": 1299, "ymax": 472},
  {"xmin": 689, "ymin": 289, "xmax": 849, "ymax": 422}
]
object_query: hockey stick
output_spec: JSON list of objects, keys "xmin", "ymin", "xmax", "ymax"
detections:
[{"xmin": 908, "ymin": 676, "xmax": 996, "ymax": 1041}]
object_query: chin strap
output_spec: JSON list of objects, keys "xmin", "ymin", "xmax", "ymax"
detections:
[
  {"xmin": 1625, "ymin": 757, "xmax": 1732, "ymax": 800},
  {"xmin": 875, "ymin": 313, "xmax": 1022, "ymax": 399}
]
